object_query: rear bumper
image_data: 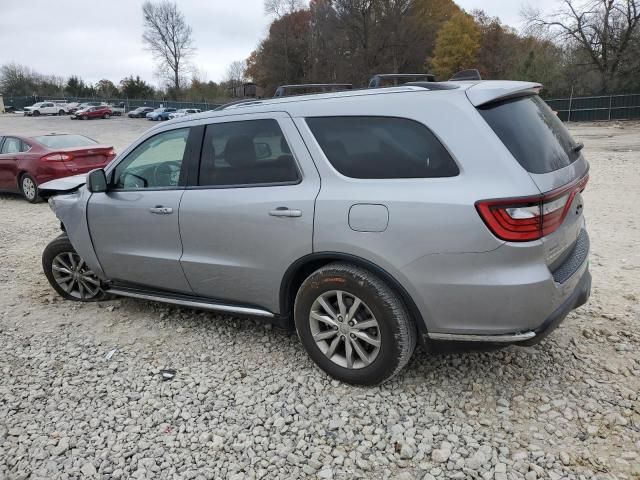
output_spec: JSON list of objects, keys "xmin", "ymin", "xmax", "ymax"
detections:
[{"xmin": 523, "ymin": 266, "xmax": 591, "ymax": 345}]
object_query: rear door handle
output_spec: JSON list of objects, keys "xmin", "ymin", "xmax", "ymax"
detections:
[
  {"xmin": 269, "ymin": 207, "xmax": 302, "ymax": 218},
  {"xmin": 149, "ymin": 206, "xmax": 173, "ymax": 214}
]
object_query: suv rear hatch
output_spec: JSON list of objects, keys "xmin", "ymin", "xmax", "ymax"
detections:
[{"xmin": 470, "ymin": 84, "xmax": 589, "ymax": 275}]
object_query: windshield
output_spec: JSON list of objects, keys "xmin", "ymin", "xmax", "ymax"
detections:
[
  {"xmin": 35, "ymin": 134, "xmax": 98, "ymax": 149},
  {"xmin": 478, "ymin": 95, "xmax": 581, "ymax": 174}
]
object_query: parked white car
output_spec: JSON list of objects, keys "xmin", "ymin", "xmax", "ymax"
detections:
[
  {"xmin": 23, "ymin": 102, "xmax": 68, "ymax": 116},
  {"xmin": 168, "ymin": 108, "xmax": 201, "ymax": 119}
]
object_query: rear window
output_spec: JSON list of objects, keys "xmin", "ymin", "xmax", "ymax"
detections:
[
  {"xmin": 306, "ymin": 116, "xmax": 459, "ymax": 179},
  {"xmin": 478, "ymin": 95, "xmax": 581, "ymax": 174},
  {"xmin": 35, "ymin": 134, "xmax": 97, "ymax": 149}
]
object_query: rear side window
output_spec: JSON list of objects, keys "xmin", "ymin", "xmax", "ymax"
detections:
[
  {"xmin": 306, "ymin": 116, "xmax": 459, "ymax": 179},
  {"xmin": 478, "ymin": 95, "xmax": 581, "ymax": 174},
  {"xmin": 199, "ymin": 119, "xmax": 299, "ymax": 187}
]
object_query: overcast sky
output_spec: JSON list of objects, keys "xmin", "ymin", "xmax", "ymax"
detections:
[{"xmin": 0, "ymin": 0, "xmax": 559, "ymax": 87}]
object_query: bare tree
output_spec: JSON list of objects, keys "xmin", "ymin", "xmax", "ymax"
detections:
[
  {"xmin": 225, "ymin": 60, "xmax": 247, "ymax": 88},
  {"xmin": 265, "ymin": 0, "xmax": 303, "ymax": 18},
  {"xmin": 142, "ymin": 0, "xmax": 195, "ymax": 92},
  {"xmin": 524, "ymin": 0, "xmax": 640, "ymax": 91}
]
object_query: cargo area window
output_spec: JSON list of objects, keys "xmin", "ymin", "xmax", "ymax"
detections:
[
  {"xmin": 478, "ymin": 95, "xmax": 582, "ymax": 174},
  {"xmin": 306, "ymin": 116, "xmax": 459, "ymax": 179}
]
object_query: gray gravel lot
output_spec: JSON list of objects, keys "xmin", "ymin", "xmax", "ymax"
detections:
[{"xmin": 0, "ymin": 114, "xmax": 639, "ymax": 479}]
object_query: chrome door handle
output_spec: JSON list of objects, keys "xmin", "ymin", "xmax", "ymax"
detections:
[
  {"xmin": 269, "ymin": 207, "xmax": 302, "ymax": 218},
  {"xmin": 149, "ymin": 206, "xmax": 173, "ymax": 214}
]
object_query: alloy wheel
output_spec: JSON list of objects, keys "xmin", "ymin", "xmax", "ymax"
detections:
[
  {"xmin": 21, "ymin": 176, "xmax": 37, "ymax": 201},
  {"xmin": 309, "ymin": 290, "xmax": 381, "ymax": 369},
  {"xmin": 51, "ymin": 252, "xmax": 101, "ymax": 300}
]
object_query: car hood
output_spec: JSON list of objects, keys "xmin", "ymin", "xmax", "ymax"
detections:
[{"xmin": 39, "ymin": 174, "xmax": 87, "ymax": 197}]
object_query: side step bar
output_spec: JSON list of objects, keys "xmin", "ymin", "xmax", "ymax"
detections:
[
  {"xmin": 106, "ymin": 288, "xmax": 275, "ymax": 318},
  {"xmin": 427, "ymin": 331, "xmax": 536, "ymax": 343}
]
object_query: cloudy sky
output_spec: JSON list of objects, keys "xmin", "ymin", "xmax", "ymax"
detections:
[{"xmin": 1, "ymin": 0, "xmax": 559, "ymax": 87}]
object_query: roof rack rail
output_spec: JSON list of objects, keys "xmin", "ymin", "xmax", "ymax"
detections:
[
  {"xmin": 214, "ymin": 98, "xmax": 264, "ymax": 111},
  {"xmin": 368, "ymin": 73, "xmax": 435, "ymax": 88},
  {"xmin": 449, "ymin": 69, "xmax": 482, "ymax": 81},
  {"xmin": 404, "ymin": 81, "xmax": 459, "ymax": 91},
  {"xmin": 273, "ymin": 83, "xmax": 353, "ymax": 98}
]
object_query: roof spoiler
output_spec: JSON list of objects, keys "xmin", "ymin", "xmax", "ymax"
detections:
[
  {"xmin": 466, "ymin": 81, "xmax": 543, "ymax": 107},
  {"xmin": 368, "ymin": 73, "xmax": 435, "ymax": 88},
  {"xmin": 449, "ymin": 69, "xmax": 482, "ymax": 81},
  {"xmin": 273, "ymin": 83, "xmax": 352, "ymax": 98}
]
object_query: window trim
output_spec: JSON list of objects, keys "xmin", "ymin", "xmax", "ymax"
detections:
[
  {"xmin": 193, "ymin": 118, "xmax": 303, "ymax": 190},
  {"xmin": 304, "ymin": 115, "xmax": 460, "ymax": 180},
  {"xmin": 108, "ymin": 127, "xmax": 194, "ymax": 192}
]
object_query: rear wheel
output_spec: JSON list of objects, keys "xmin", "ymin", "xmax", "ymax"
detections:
[
  {"xmin": 58, "ymin": 110, "xmax": 65, "ymax": 115},
  {"xmin": 42, "ymin": 235, "xmax": 108, "ymax": 302},
  {"xmin": 20, "ymin": 174, "xmax": 40, "ymax": 203},
  {"xmin": 294, "ymin": 262, "xmax": 416, "ymax": 385}
]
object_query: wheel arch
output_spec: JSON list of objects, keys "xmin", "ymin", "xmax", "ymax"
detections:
[{"xmin": 279, "ymin": 252, "xmax": 428, "ymax": 341}]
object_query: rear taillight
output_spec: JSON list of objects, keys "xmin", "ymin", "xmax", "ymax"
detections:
[
  {"xmin": 42, "ymin": 153, "xmax": 73, "ymax": 161},
  {"xmin": 476, "ymin": 174, "xmax": 589, "ymax": 242}
]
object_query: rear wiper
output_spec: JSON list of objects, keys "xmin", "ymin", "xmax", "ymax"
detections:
[{"xmin": 572, "ymin": 142, "xmax": 584, "ymax": 153}]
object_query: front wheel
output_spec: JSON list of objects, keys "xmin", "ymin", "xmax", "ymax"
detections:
[
  {"xmin": 103, "ymin": 113, "xmax": 110, "ymax": 119},
  {"xmin": 294, "ymin": 262, "xmax": 416, "ymax": 385},
  {"xmin": 42, "ymin": 235, "xmax": 108, "ymax": 302},
  {"xmin": 82, "ymin": 115, "xmax": 88, "ymax": 120},
  {"xmin": 32, "ymin": 110, "xmax": 40, "ymax": 116}
]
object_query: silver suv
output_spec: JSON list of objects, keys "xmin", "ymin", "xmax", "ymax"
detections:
[{"xmin": 41, "ymin": 80, "xmax": 591, "ymax": 385}]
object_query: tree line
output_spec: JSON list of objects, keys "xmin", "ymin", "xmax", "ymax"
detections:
[
  {"xmin": 246, "ymin": 0, "xmax": 640, "ymax": 98},
  {"xmin": 2, "ymin": 0, "xmax": 639, "ymax": 102}
]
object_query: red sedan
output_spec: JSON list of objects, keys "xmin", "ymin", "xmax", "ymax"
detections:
[
  {"xmin": 70, "ymin": 105, "xmax": 112, "ymax": 120},
  {"xmin": 0, "ymin": 133, "xmax": 116, "ymax": 202}
]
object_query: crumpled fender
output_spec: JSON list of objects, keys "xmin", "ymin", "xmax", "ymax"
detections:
[{"xmin": 47, "ymin": 186, "xmax": 108, "ymax": 281}]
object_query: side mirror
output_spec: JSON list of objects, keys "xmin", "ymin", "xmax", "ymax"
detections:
[{"xmin": 87, "ymin": 168, "xmax": 108, "ymax": 193}]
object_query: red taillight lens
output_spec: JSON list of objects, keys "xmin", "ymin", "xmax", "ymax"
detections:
[
  {"xmin": 476, "ymin": 173, "xmax": 589, "ymax": 242},
  {"xmin": 42, "ymin": 153, "xmax": 73, "ymax": 161}
]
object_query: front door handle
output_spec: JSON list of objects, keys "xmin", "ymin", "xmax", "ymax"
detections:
[
  {"xmin": 149, "ymin": 206, "xmax": 173, "ymax": 215},
  {"xmin": 269, "ymin": 207, "xmax": 302, "ymax": 218}
]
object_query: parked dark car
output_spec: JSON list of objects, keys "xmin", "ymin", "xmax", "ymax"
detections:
[
  {"xmin": 0, "ymin": 133, "xmax": 115, "ymax": 202},
  {"xmin": 128, "ymin": 107, "xmax": 154, "ymax": 118},
  {"xmin": 70, "ymin": 105, "xmax": 112, "ymax": 120}
]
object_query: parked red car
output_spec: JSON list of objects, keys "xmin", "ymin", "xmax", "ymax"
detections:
[
  {"xmin": 0, "ymin": 133, "xmax": 116, "ymax": 202},
  {"xmin": 70, "ymin": 105, "xmax": 112, "ymax": 120}
]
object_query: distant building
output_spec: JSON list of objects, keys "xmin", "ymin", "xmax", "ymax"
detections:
[{"xmin": 229, "ymin": 82, "xmax": 264, "ymax": 99}]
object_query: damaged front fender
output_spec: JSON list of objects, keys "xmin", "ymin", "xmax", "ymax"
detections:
[{"xmin": 47, "ymin": 185, "xmax": 108, "ymax": 281}]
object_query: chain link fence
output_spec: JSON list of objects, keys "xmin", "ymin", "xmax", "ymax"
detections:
[{"xmin": 545, "ymin": 93, "xmax": 640, "ymax": 122}]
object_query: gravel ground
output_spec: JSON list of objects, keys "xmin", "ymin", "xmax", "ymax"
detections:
[{"xmin": 0, "ymin": 115, "xmax": 639, "ymax": 480}]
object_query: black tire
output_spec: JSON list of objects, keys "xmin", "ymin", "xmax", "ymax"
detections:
[
  {"xmin": 42, "ymin": 235, "xmax": 110, "ymax": 302},
  {"xmin": 32, "ymin": 110, "xmax": 40, "ymax": 116},
  {"xmin": 58, "ymin": 110, "xmax": 65, "ymax": 115},
  {"xmin": 103, "ymin": 113, "xmax": 110, "ymax": 119},
  {"xmin": 294, "ymin": 262, "xmax": 416, "ymax": 385},
  {"xmin": 82, "ymin": 115, "xmax": 88, "ymax": 120},
  {"xmin": 20, "ymin": 173, "xmax": 41, "ymax": 203}
]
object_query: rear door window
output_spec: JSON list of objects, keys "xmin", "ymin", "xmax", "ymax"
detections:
[
  {"xmin": 1, "ymin": 137, "xmax": 22, "ymax": 154},
  {"xmin": 306, "ymin": 116, "xmax": 459, "ymax": 179},
  {"xmin": 478, "ymin": 95, "xmax": 581, "ymax": 174}
]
